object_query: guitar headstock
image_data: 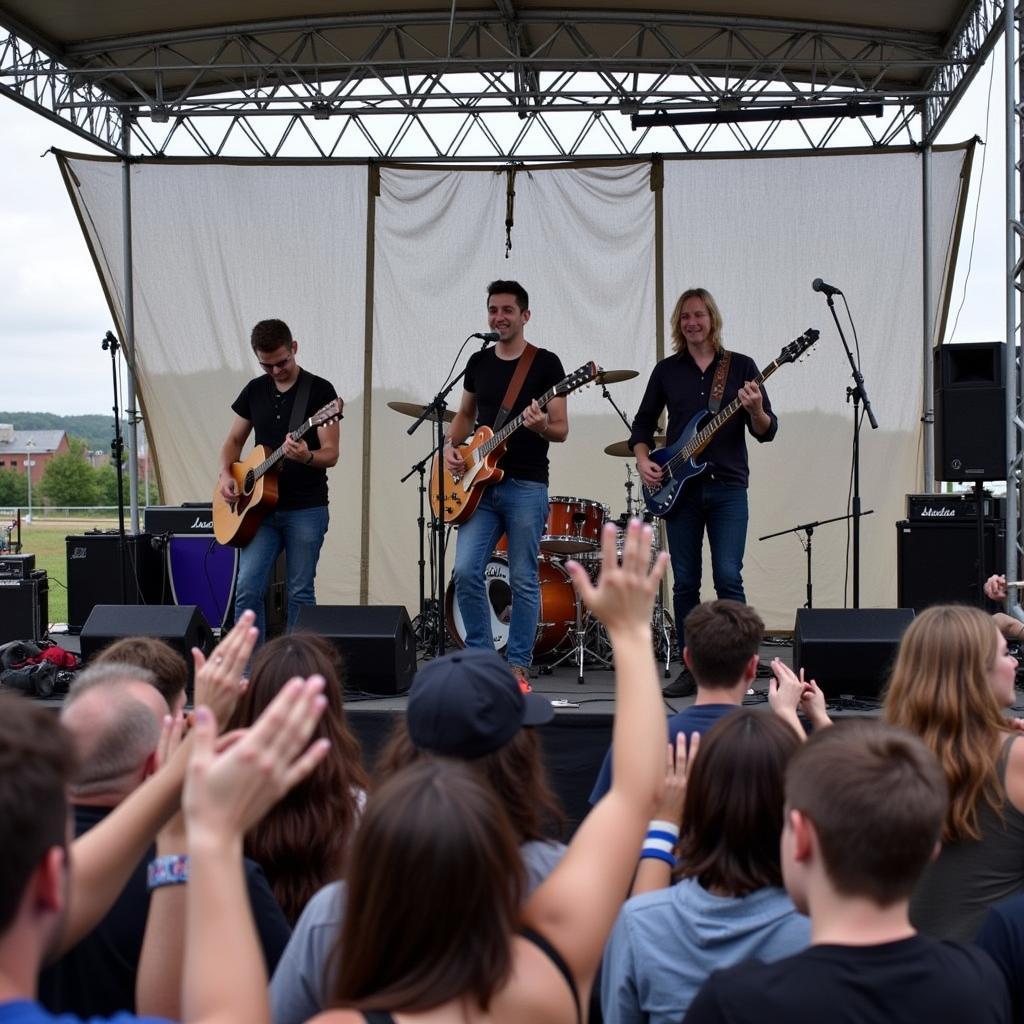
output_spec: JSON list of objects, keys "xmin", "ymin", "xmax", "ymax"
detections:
[
  {"xmin": 777, "ymin": 329, "xmax": 819, "ymax": 366},
  {"xmin": 556, "ymin": 361, "xmax": 600, "ymax": 396},
  {"xmin": 311, "ymin": 397, "xmax": 344, "ymax": 427}
]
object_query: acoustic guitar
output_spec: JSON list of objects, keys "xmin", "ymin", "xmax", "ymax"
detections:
[
  {"xmin": 212, "ymin": 398, "xmax": 343, "ymax": 547},
  {"xmin": 430, "ymin": 362, "xmax": 598, "ymax": 525},
  {"xmin": 642, "ymin": 329, "xmax": 819, "ymax": 518}
]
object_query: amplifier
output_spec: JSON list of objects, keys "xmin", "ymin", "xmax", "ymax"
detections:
[
  {"xmin": 145, "ymin": 504, "xmax": 216, "ymax": 536},
  {"xmin": 905, "ymin": 492, "xmax": 1004, "ymax": 522},
  {"xmin": 0, "ymin": 553, "xmax": 35, "ymax": 580},
  {"xmin": 0, "ymin": 572, "xmax": 47, "ymax": 643}
]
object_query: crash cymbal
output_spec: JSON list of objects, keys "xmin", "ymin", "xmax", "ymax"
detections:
[
  {"xmin": 593, "ymin": 369, "xmax": 639, "ymax": 385},
  {"xmin": 387, "ymin": 400, "xmax": 456, "ymax": 424},
  {"xmin": 604, "ymin": 436, "xmax": 665, "ymax": 458}
]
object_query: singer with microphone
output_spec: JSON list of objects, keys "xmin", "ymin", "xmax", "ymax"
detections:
[
  {"xmin": 443, "ymin": 280, "xmax": 568, "ymax": 691},
  {"xmin": 631, "ymin": 287, "xmax": 778, "ymax": 697}
]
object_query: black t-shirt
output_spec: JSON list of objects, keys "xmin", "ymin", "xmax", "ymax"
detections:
[
  {"xmin": 976, "ymin": 894, "xmax": 1024, "ymax": 1024},
  {"xmin": 231, "ymin": 368, "xmax": 338, "ymax": 511},
  {"xmin": 464, "ymin": 346, "xmax": 566, "ymax": 484},
  {"xmin": 37, "ymin": 804, "xmax": 291, "ymax": 1017},
  {"xmin": 684, "ymin": 935, "xmax": 1010, "ymax": 1024}
]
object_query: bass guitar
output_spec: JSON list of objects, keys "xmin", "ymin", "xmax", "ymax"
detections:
[
  {"xmin": 212, "ymin": 398, "xmax": 343, "ymax": 547},
  {"xmin": 642, "ymin": 329, "xmax": 819, "ymax": 518},
  {"xmin": 431, "ymin": 361, "xmax": 599, "ymax": 525}
]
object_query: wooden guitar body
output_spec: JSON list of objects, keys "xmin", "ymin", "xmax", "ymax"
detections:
[
  {"xmin": 430, "ymin": 427, "xmax": 507, "ymax": 525},
  {"xmin": 212, "ymin": 445, "xmax": 280, "ymax": 547}
]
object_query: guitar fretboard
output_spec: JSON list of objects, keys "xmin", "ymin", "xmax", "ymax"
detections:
[
  {"xmin": 472, "ymin": 382, "xmax": 562, "ymax": 465},
  {"xmin": 251, "ymin": 413, "xmax": 325, "ymax": 482}
]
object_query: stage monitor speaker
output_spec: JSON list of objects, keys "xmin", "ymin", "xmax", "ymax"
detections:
[
  {"xmin": 896, "ymin": 519, "xmax": 1005, "ymax": 612},
  {"xmin": 933, "ymin": 342, "xmax": 1007, "ymax": 481},
  {"xmin": 66, "ymin": 533, "xmax": 167, "ymax": 633},
  {"xmin": 0, "ymin": 574, "xmax": 47, "ymax": 644},
  {"xmin": 294, "ymin": 605, "xmax": 416, "ymax": 695},
  {"xmin": 793, "ymin": 608, "xmax": 916, "ymax": 700},
  {"xmin": 79, "ymin": 605, "xmax": 215, "ymax": 697}
]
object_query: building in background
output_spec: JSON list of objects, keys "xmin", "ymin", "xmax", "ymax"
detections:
[{"xmin": 0, "ymin": 426, "xmax": 69, "ymax": 483}]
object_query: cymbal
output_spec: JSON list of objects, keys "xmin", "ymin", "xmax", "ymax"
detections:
[
  {"xmin": 604, "ymin": 436, "xmax": 665, "ymax": 458},
  {"xmin": 387, "ymin": 400, "xmax": 455, "ymax": 424},
  {"xmin": 594, "ymin": 369, "xmax": 639, "ymax": 385}
]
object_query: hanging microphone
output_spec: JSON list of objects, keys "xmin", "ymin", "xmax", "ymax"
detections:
[
  {"xmin": 472, "ymin": 332, "xmax": 500, "ymax": 342},
  {"xmin": 812, "ymin": 278, "xmax": 843, "ymax": 297}
]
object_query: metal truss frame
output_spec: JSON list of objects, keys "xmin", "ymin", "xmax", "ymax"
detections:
[{"xmin": 0, "ymin": 3, "xmax": 1005, "ymax": 159}]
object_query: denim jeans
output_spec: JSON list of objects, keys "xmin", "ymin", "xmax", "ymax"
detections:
[
  {"xmin": 663, "ymin": 478, "xmax": 748, "ymax": 658},
  {"xmin": 234, "ymin": 505, "xmax": 329, "ymax": 641},
  {"xmin": 452, "ymin": 479, "xmax": 549, "ymax": 668}
]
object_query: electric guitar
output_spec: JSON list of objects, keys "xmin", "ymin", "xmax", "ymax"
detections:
[
  {"xmin": 431, "ymin": 362, "xmax": 599, "ymax": 525},
  {"xmin": 212, "ymin": 398, "xmax": 343, "ymax": 547},
  {"xmin": 642, "ymin": 329, "xmax": 819, "ymax": 518}
]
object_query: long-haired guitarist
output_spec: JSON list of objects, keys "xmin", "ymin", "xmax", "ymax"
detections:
[
  {"xmin": 442, "ymin": 281, "xmax": 568, "ymax": 690},
  {"xmin": 631, "ymin": 288, "xmax": 777, "ymax": 697},
  {"xmin": 217, "ymin": 319, "xmax": 340, "ymax": 640}
]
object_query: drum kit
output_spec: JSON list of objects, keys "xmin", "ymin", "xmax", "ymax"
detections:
[{"xmin": 387, "ymin": 367, "xmax": 676, "ymax": 682}]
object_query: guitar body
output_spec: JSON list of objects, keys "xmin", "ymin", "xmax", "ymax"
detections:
[
  {"xmin": 430, "ymin": 426, "xmax": 507, "ymax": 525},
  {"xmin": 642, "ymin": 410, "xmax": 711, "ymax": 518},
  {"xmin": 212, "ymin": 445, "xmax": 280, "ymax": 547}
]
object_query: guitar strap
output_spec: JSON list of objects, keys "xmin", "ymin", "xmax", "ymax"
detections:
[
  {"xmin": 286, "ymin": 370, "xmax": 314, "ymax": 435},
  {"xmin": 493, "ymin": 343, "xmax": 538, "ymax": 431},
  {"xmin": 708, "ymin": 350, "xmax": 731, "ymax": 414}
]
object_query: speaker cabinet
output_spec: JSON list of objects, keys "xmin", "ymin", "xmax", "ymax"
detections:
[
  {"xmin": 0, "ymin": 573, "xmax": 48, "ymax": 644},
  {"xmin": 80, "ymin": 605, "xmax": 215, "ymax": 697},
  {"xmin": 933, "ymin": 342, "xmax": 1007, "ymax": 482},
  {"xmin": 793, "ymin": 608, "xmax": 916, "ymax": 700},
  {"xmin": 896, "ymin": 520, "xmax": 1005, "ymax": 612},
  {"xmin": 294, "ymin": 605, "xmax": 416, "ymax": 695},
  {"xmin": 66, "ymin": 533, "xmax": 167, "ymax": 633}
]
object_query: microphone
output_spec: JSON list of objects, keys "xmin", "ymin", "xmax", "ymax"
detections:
[
  {"xmin": 473, "ymin": 332, "xmax": 500, "ymax": 342},
  {"xmin": 812, "ymin": 278, "xmax": 843, "ymax": 297}
]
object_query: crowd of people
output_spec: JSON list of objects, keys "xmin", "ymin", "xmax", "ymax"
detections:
[{"xmin": 2, "ymin": 520, "xmax": 1024, "ymax": 1024}]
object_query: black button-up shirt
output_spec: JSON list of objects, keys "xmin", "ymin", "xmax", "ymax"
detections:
[{"xmin": 628, "ymin": 348, "xmax": 778, "ymax": 488}]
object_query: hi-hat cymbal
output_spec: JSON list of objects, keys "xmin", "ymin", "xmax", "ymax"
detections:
[
  {"xmin": 604, "ymin": 436, "xmax": 665, "ymax": 458},
  {"xmin": 594, "ymin": 369, "xmax": 639, "ymax": 385},
  {"xmin": 387, "ymin": 400, "xmax": 456, "ymax": 424}
]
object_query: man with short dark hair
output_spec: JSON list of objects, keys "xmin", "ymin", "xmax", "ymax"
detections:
[
  {"xmin": 93, "ymin": 637, "xmax": 190, "ymax": 716},
  {"xmin": 218, "ymin": 317, "xmax": 340, "ymax": 640},
  {"xmin": 590, "ymin": 599, "xmax": 761, "ymax": 803},
  {"xmin": 684, "ymin": 720, "xmax": 1011, "ymax": 1023}
]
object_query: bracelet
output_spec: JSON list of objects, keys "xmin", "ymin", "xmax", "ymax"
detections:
[
  {"xmin": 305, "ymin": 451, "xmax": 315, "ymax": 465},
  {"xmin": 147, "ymin": 854, "xmax": 189, "ymax": 890},
  {"xmin": 640, "ymin": 819, "xmax": 680, "ymax": 868}
]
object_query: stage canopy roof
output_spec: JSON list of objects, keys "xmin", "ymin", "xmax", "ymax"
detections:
[{"xmin": 0, "ymin": 0, "xmax": 1002, "ymax": 158}]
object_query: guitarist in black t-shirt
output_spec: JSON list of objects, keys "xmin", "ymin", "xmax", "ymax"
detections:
[
  {"xmin": 443, "ymin": 282, "xmax": 567, "ymax": 690},
  {"xmin": 218, "ymin": 319, "xmax": 340, "ymax": 641}
]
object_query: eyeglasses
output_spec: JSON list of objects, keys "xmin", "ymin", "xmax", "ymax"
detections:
[{"xmin": 258, "ymin": 352, "xmax": 294, "ymax": 372}]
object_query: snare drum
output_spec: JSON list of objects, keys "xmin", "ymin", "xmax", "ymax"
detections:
[
  {"xmin": 541, "ymin": 497, "xmax": 609, "ymax": 555},
  {"xmin": 445, "ymin": 554, "xmax": 576, "ymax": 657}
]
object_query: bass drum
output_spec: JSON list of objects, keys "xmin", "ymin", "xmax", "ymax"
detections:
[{"xmin": 446, "ymin": 554, "xmax": 576, "ymax": 657}]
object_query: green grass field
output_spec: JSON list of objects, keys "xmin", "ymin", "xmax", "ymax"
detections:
[{"xmin": 11, "ymin": 519, "xmax": 117, "ymax": 626}]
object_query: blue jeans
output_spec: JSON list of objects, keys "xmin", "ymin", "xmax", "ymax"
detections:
[
  {"xmin": 452, "ymin": 479, "xmax": 549, "ymax": 668},
  {"xmin": 664, "ymin": 478, "xmax": 748, "ymax": 658},
  {"xmin": 234, "ymin": 505, "xmax": 329, "ymax": 641}
]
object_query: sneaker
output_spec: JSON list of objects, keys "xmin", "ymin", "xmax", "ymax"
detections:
[
  {"xmin": 663, "ymin": 667, "xmax": 697, "ymax": 698},
  {"xmin": 510, "ymin": 665, "xmax": 533, "ymax": 694}
]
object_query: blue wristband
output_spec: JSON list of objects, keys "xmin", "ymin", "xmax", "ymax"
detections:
[
  {"xmin": 639, "ymin": 848, "xmax": 677, "ymax": 867},
  {"xmin": 147, "ymin": 854, "xmax": 189, "ymax": 890}
]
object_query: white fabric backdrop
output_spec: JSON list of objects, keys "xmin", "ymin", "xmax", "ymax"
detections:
[{"xmin": 61, "ymin": 147, "xmax": 968, "ymax": 628}]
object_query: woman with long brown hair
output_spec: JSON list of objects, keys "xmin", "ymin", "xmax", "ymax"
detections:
[
  {"xmin": 883, "ymin": 603, "xmax": 1024, "ymax": 941},
  {"xmin": 227, "ymin": 632, "xmax": 368, "ymax": 925},
  {"xmin": 307, "ymin": 519, "xmax": 668, "ymax": 1024}
]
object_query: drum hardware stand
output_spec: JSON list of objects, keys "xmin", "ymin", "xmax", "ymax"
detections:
[
  {"xmin": 758, "ymin": 510, "xmax": 873, "ymax": 609},
  {"xmin": 546, "ymin": 594, "xmax": 611, "ymax": 685},
  {"xmin": 597, "ymin": 378, "xmax": 633, "ymax": 433},
  {"xmin": 651, "ymin": 519, "xmax": 674, "ymax": 676}
]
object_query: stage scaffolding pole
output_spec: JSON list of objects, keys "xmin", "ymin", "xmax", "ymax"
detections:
[
  {"xmin": 922, "ymin": 141, "xmax": 935, "ymax": 492},
  {"xmin": 121, "ymin": 116, "xmax": 141, "ymax": 533}
]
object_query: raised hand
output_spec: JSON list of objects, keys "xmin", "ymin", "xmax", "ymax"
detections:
[
  {"xmin": 654, "ymin": 730, "xmax": 700, "ymax": 825},
  {"xmin": 192, "ymin": 611, "xmax": 259, "ymax": 730}
]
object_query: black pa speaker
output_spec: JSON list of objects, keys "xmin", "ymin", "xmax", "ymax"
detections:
[
  {"xmin": 80, "ymin": 605, "xmax": 215, "ymax": 697},
  {"xmin": 933, "ymin": 342, "xmax": 1007, "ymax": 482},
  {"xmin": 293, "ymin": 605, "xmax": 416, "ymax": 695},
  {"xmin": 0, "ymin": 574, "xmax": 48, "ymax": 644},
  {"xmin": 793, "ymin": 608, "xmax": 916, "ymax": 700},
  {"xmin": 66, "ymin": 533, "xmax": 167, "ymax": 633},
  {"xmin": 897, "ymin": 519, "xmax": 1005, "ymax": 612}
]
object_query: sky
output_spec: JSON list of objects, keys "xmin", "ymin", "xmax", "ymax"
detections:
[{"xmin": 0, "ymin": 46, "xmax": 1011, "ymax": 417}]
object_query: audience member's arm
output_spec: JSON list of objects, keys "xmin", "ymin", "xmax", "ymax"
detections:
[
  {"xmin": 799, "ymin": 678, "xmax": 832, "ymax": 732},
  {"xmin": 986, "ymin": 574, "xmax": 1009, "ymax": 602},
  {"xmin": 523, "ymin": 520, "xmax": 668, "ymax": 991},
  {"xmin": 631, "ymin": 731, "xmax": 699, "ymax": 897}
]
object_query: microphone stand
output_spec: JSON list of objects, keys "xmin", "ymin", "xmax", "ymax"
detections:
[
  {"xmin": 598, "ymin": 378, "xmax": 633, "ymax": 432},
  {"xmin": 407, "ymin": 336, "xmax": 493, "ymax": 657},
  {"xmin": 759, "ymin": 509, "xmax": 874, "ymax": 609},
  {"xmin": 823, "ymin": 294, "xmax": 878, "ymax": 608},
  {"xmin": 400, "ymin": 450, "xmax": 435, "ymax": 651},
  {"xmin": 102, "ymin": 331, "xmax": 128, "ymax": 603}
]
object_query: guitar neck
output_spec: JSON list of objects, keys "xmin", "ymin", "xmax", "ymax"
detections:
[
  {"xmin": 252, "ymin": 415, "xmax": 319, "ymax": 480},
  {"xmin": 677, "ymin": 359, "xmax": 782, "ymax": 462},
  {"xmin": 477, "ymin": 383, "xmax": 560, "ymax": 459}
]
